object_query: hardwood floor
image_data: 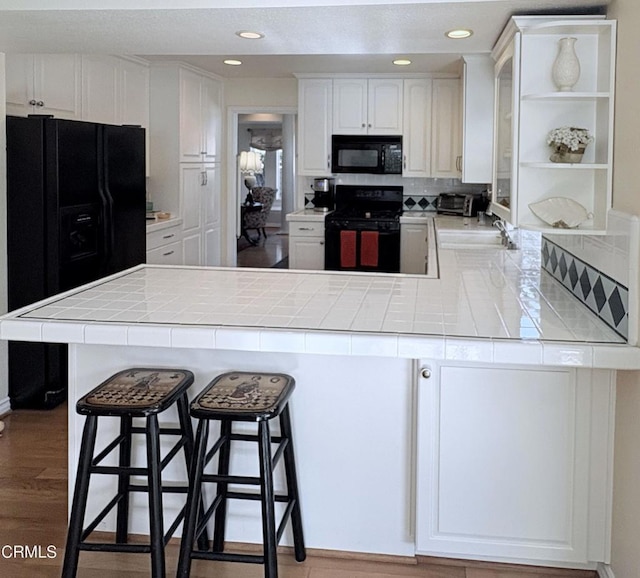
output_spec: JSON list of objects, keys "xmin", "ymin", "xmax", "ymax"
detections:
[
  {"xmin": 0, "ymin": 405, "xmax": 596, "ymax": 578},
  {"xmin": 237, "ymin": 227, "xmax": 288, "ymax": 269}
]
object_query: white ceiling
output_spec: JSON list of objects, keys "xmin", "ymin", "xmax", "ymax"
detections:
[{"xmin": 0, "ymin": 0, "xmax": 609, "ymax": 77}]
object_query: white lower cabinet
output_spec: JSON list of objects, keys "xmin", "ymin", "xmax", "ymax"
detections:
[
  {"xmin": 400, "ymin": 223, "xmax": 428, "ymax": 274},
  {"xmin": 287, "ymin": 218, "xmax": 325, "ymax": 270},
  {"xmin": 415, "ymin": 362, "xmax": 614, "ymax": 565},
  {"xmin": 146, "ymin": 223, "xmax": 183, "ymax": 265}
]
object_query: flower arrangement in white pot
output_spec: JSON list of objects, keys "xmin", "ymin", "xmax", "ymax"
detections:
[{"xmin": 546, "ymin": 126, "xmax": 594, "ymax": 163}]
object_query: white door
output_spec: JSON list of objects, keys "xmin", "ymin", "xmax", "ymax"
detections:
[
  {"xmin": 298, "ymin": 79, "xmax": 333, "ymax": 175},
  {"xmin": 179, "ymin": 69, "xmax": 203, "ymax": 162},
  {"xmin": 431, "ymin": 78, "xmax": 462, "ymax": 177},
  {"xmin": 332, "ymin": 78, "xmax": 368, "ymax": 134},
  {"xmin": 5, "ymin": 54, "xmax": 34, "ymax": 116},
  {"xmin": 201, "ymin": 77, "xmax": 222, "ymax": 163},
  {"xmin": 181, "ymin": 163, "xmax": 204, "ymax": 234},
  {"xmin": 203, "ymin": 164, "xmax": 221, "ymax": 266},
  {"xmin": 289, "ymin": 237, "xmax": 325, "ymax": 271},
  {"xmin": 81, "ymin": 55, "xmax": 119, "ymax": 125},
  {"xmin": 368, "ymin": 78, "xmax": 403, "ymax": 134},
  {"xmin": 402, "ymin": 78, "xmax": 432, "ymax": 177},
  {"xmin": 35, "ymin": 54, "xmax": 81, "ymax": 119}
]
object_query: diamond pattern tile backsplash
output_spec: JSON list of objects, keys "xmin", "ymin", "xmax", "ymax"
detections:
[{"xmin": 542, "ymin": 237, "xmax": 629, "ymax": 339}]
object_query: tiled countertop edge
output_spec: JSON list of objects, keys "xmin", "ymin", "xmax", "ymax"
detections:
[{"xmin": 1, "ymin": 320, "xmax": 638, "ymax": 369}]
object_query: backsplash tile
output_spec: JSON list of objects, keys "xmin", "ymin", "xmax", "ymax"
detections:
[{"xmin": 541, "ymin": 236, "xmax": 630, "ymax": 341}]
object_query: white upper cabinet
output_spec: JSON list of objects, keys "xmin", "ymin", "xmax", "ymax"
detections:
[
  {"xmin": 120, "ymin": 58, "xmax": 150, "ymax": 130},
  {"xmin": 81, "ymin": 55, "xmax": 120, "ymax": 125},
  {"xmin": 402, "ymin": 78, "xmax": 432, "ymax": 177},
  {"xmin": 333, "ymin": 78, "xmax": 403, "ymax": 135},
  {"xmin": 179, "ymin": 68, "xmax": 222, "ymax": 163},
  {"xmin": 431, "ymin": 78, "xmax": 462, "ymax": 178},
  {"xmin": 6, "ymin": 54, "xmax": 81, "ymax": 119},
  {"xmin": 491, "ymin": 16, "xmax": 616, "ymax": 234},
  {"xmin": 297, "ymin": 78, "xmax": 333, "ymax": 176},
  {"xmin": 461, "ymin": 55, "xmax": 495, "ymax": 183}
]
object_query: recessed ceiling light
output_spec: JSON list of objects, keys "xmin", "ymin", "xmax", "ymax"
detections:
[
  {"xmin": 393, "ymin": 59, "xmax": 412, "ymax": 66},
  {"xmin": 224, "ymin": 59, "xmax": 242, "ymax": 66},
  {"xmin": 236, "ymin": 30, "xmax": 264, "ymax": 40},
  {"xmin": 446, "ymin": 28, "xmax": 473, "ymax": 39}
]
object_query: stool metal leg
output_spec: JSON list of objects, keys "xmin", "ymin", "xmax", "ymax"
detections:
[
  {"xmin": 176, "ymin": 393, "xmax": 209, "ymax": 551},
  {"xmin": 258, "ymin": 420, "xmax": 278, "ymax": 578},
  {"xmin": 115, "ymin": 416, "xmax": 132, "ymax": 544},
  {"xmin": 212, "ymin": 418, "xmax": 232, "ymax": 553},
  {"xmin": 280, "ymin": 406, "xmax": 306, "ymax": 562},
  {"xmin": 177, "ymin": 418, "xmax": 210, "ymax": 578},
  {"xmin": 146, "ymin": 415, "xmax": 165, "ymax": 578},
  {"xmin": 62, "ymin": 415, "xmax": 98, "ymax": 578}
]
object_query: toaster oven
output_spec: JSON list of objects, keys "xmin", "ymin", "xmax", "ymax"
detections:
[{"xmin": 436, "ymin": 193, "xmax": 483, "ymax": 217}]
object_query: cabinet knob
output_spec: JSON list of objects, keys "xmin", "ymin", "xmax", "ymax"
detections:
[
  {"xmin": 368, "ymin": 123, "xmax": 372, "ymax": 128},
  {"xmin": 361, "ymin": 123, "xmax": 366, "ymax": 128},
  {"xmin": 36, "ymin": 100, "xmax": 44, "ymax": 107},
  {"xmin": 28, "ymin": 99, "xmax": 37, "ymax": 106},
  {"xmin": 420, "ymin": 367, "xmax": 432, "ymax": 379},
  {"xmin": 327, "ymin": 155, "xmax": 330, "ymax": 169}
]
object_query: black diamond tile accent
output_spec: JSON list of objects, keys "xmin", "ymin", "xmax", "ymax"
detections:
[
  {"xmin": 549, "ymin": 247, "xmax": 558, "ymax": 272},
  {"xmin": 608, "ymin": 287, "xmax": 626, "ymax": 327},
  {"xmin": 568, "ymin": 260, "xmax": 579, "ymax": 289},
  {"xmin": 542, "ymin": 242, "xmax": 550, "ymax": 267},
  {"xmin": 418, "ymin": 197, "xmax": 430, "ymax": 209},
  {"xmin": 579, "ymin": 268, "xmax": 592, "ymax": 299},
  {"xmin": 304, "ymin": 196, "xmax": 311, "ymax": 206},
  {"xmin": 559, "ymin": 253, "xmax": 568, "ymax": 280},
  {"xmin": 404, "ymin": 197, "xmax": 417, "ymax": 208},
  {"xmin": 592, "ymin": 277, "xmax": 607, "ymax": 312}
]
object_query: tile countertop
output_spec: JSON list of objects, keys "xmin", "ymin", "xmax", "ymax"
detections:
[
  {"xmin": 1, "ymin": 241, "xmax": 639, "ymax": 368},
  {"xmin": 286, "ymin": 209, "xmax": 332, "ymax": 222}
]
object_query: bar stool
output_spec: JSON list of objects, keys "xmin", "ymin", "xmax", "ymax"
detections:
[
  {"xmin": 62, "ymin": 368, "xmax": 207, "ymax": 578},
  {"xmin": 177, "ymin": 371, "xmax": 306, "ymax": 578}
]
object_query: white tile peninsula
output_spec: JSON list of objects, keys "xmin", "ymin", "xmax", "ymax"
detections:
[{"xmin": 0, "ymin": 249, "xmax": 637, "ymax": 570}]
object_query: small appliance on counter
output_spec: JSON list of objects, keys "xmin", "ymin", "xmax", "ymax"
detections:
[
  {"xmin": 436, "ymin": 192, "xmax": 487, "ymax": 217},
  {"xmin": 311, "ymin": 177, "xmax": 335, "ymax": 212}
]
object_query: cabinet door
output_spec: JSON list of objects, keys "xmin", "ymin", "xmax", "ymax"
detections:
[
  {"xmin": 120, "ymin": 59, "xmax": 149, "ymax": 129},
  {"xmin": 201, "ymin": 77, "xmax": 222, "ymax": 163},
  {"xmin": 400, "ymin": 223, "xmax": 428, "ymax": 274},
  {"xmin": 179, "ymin": 69, "xmax": 204, "ymax": 162},
  {"xmin": 298, "ymin": 79, "xmax": 333, "ymax": 175},
  {"xmin": 289, "ymin": 236, "xmax": 325, "ymax": 270},
  {"xmin": 181, "ymin": 164, "xmax": 204, "ymax": 233},
  {"xmin": 81, "ymin": 55, "xmax": 119, "ymax": 125},
  {"xmin": 416, "ymin": 362, "xmax": 614, "ymax": 564},
  {"xmin": 333, "ymin": 79, "xmax": 368, "ymax": 134},
  {"xmin": 431, "ymin": 78, "xmax": 462, "ymax": 178},
  {"xmin": 5, "ymin": 54, "xmax": 34, "ymax": 116},
  {"xmin": 368, "ymin": 78, "xmax": 403, "ymax": 134},
  {"xmin": 402, "ymin": 79, "xmax": 432, "ymax": 177},
  {"xmin": 203, "ymin": 164, "xmax": 221, "ymax": 266},
  {"xmin": 182, "ymin": 232, "xmax": 202, "ymax": 266},
  {"xmin": 35, "ymin": 54, "xmax": 81, "ymax": 119}
]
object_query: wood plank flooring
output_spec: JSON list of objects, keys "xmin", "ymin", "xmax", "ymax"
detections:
[
  {"xmin": 0, "ymin": 404, "xmax": 596, "ymax": 578},
  {"xmin": 237, "ymin": 227, "xmax": 288, "ymax": 269}
]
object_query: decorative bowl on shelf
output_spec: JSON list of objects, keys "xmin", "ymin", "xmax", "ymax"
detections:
[{"xmin": 528, "ymin": 197, "xmax": 592, "ymax": 229}]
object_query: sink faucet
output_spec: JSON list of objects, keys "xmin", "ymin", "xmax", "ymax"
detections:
[{"xmin": 493, "ymin": 219, "xmax": 518, "ymax": 250}]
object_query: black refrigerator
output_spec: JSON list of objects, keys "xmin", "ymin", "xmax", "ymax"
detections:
[{"xmin": 6, "ymin": 115, "xmax": 146, "ymax": 409}]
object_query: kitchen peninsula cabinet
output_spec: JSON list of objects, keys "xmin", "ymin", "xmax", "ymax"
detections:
[
  {"xmin": 415, "ymin": 362, "xmax": 614, "ymax": 565},
  {"xmin": 6, "ymin": 54, "xmax": 81, "ymax": 119},
  {"xmin": 491, "ymin": 16, "xmax": 616, "ymax": 234},
  {"xmin": 286, "ymin": 210, "xmax": 326, "ymax": 270},
  {"xmin": 332, "ymin": 78, "xmax": 403, "ymax": 135}
]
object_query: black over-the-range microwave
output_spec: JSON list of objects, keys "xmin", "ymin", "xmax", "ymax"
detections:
[{"xmin": 331, "ymin": 135, "xmax": 403, "ymax": 174}]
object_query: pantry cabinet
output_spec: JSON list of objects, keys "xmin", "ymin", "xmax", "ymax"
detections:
[
  {"xmin": 491, "ymin": 16, "xmax": 616, "ymax": 234},
  {"xmin": 6, "ymin": 54, "xmax": 81, "ymax": 119},
  {"xmin": 297, "ymin": 78, "xmax": 333, "ymax": 176},
  {"xmin": 332, "ymin": 78, "xmax": 403, "ymax": 135},
  {"xmin": 415, "ymin": 361, "xmax": 614, "ymax": 564}
]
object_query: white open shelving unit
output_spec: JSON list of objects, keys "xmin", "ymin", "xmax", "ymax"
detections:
[{"xmin": 491, "ymin": 16, "xmax": 616, "ymax": 235}]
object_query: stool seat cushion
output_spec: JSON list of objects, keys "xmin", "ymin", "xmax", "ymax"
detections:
[
  {"xmin": 191, "ymin": 372, "xmax": 295, "ymax": 421},
  {"xmin": 77, "ymin": 368, "xmax": 195, "ymax": 417}
]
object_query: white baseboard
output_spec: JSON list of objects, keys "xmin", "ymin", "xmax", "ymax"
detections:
[
  {"xmin": 598, "ymin": 563, "xmax": 615, "ymax": 578},
  {"xmin": 0, "ymin": 396, "xmax": 11, "ymax": 417}
]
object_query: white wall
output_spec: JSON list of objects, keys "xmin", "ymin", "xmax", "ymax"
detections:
[
  {"xmin": 606, "ymin": 1, "xmax": 640, "ymax": 577},
  {"xmin": 224, "ymin": 77, "xmax": 297, "ymax": 108},
  {"xmin": 0, "ymin": 54, "xmax": 7, "ymax": 409}
]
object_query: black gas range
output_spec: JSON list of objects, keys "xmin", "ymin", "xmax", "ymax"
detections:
[{"xmin": 325, "ymin": 185, "xmax": 403, "ymax": 273}]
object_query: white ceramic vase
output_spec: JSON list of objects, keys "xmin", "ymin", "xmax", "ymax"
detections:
[{"xmin": 552, "ymin": 37, "xmax": 580, "ymax": 92}]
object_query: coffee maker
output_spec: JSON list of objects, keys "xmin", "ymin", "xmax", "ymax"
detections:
[{"xmin": 311, "ymin": 177, "xmax": 335, "ymax": 212}]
